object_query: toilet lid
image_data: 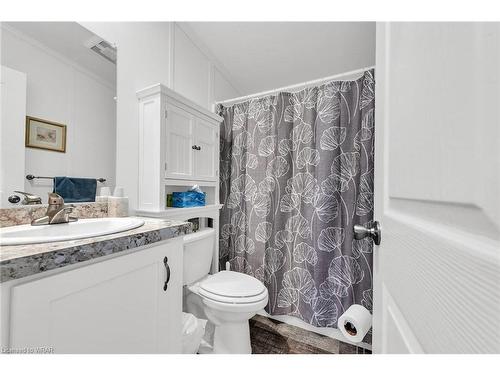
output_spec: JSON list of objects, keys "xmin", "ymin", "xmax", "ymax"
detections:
[{"xmin": 199, "ymin": 271, "xmax": 266, "ymax": 299}]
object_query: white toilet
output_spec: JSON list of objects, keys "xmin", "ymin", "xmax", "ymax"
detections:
[{"xmin": 183, "ymin": 228, "xmax": 268, "ymax": 354}]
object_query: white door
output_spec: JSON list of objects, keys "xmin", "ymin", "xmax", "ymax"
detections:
[
  {"xmin": 9, "ymin": 240, "xmax": 183, "ymax": 353},
  {"xmin": 165, "ymin": 104, "xmax": 194, "ymax": 180},
  {"xmin": 373, "ymin": 22, "xmax": 500, "ymax": 353},
  {"xmin": 193, "ymin": 118, "xmax": 217, "ymax": 181}
]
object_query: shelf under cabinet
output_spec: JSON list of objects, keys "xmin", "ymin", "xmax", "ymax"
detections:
[
  {"xmin": 135, "ymin": 204, "xmax": 223, "ymax": 220},
  {"xmin": 164, "ymin": 178, "xmax": 218, "ymax": 187}
]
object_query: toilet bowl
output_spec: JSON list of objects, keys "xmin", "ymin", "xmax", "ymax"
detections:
[
  {"xmin": 182, "ymin": 228, "xmax": 268, "ymax": 354},
  {"xmin": 187, "ymin": 271, "xmax": 268, "ymax": 354}
]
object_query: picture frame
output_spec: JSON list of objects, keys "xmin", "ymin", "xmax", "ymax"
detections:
[{"xmin": 25, "ymin": 116, "xmax": 67, "ymax": 153}]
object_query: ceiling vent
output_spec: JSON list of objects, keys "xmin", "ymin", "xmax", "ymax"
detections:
[{"xmin": 84, "ymin": 36, "xmax": 117, "ymax": 64}]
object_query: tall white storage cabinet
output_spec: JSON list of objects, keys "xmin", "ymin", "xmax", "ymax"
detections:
[{"xmin": 136, "ymin": 84, "xmax": 223, "ymax": 272}]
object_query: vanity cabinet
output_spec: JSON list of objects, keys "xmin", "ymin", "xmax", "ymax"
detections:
[{"xmin": 7, "ymin": 239, "xmax": 183, "ymax": 354}]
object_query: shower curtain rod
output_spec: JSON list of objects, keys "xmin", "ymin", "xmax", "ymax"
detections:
[{"xmin": 216, "ymin": 65, "xmax": 375, "ymax": 107}]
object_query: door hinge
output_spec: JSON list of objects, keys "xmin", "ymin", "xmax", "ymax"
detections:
[
  {"xmin": 164, "ymin": 110, "xmax": 168, "ymax": 119},
  {"xmin": 164, "ymin": 162, "xmax": 168, "ymax": 171}
]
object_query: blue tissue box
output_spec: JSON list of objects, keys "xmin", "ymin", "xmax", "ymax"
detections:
[{"xmin": 172, "ymin": 192, "xmax": 206, "ymax": 208}]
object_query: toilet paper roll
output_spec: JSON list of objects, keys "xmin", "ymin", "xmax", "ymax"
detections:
[{"xmin": 338, "ymin": 304, "xmax": 372, "ymax": 343}]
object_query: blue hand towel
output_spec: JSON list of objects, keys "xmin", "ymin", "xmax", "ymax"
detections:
[{"xmin": 53, "ymin": 177, "xmax": 97, "ymax": 203}]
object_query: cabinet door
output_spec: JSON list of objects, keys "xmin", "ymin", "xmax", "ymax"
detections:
[
  {"xmin": 9, "ymin": 240, "xmax": 183, "ymax": 354},
  {"xmin": 165, "ymin": 104, "xmax": 194, "ymax": 179},
  {"xmin": 193, "ymin": 118, "xmax": 217, "ymax": 181}
]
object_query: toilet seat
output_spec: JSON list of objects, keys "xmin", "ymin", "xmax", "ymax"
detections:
[{"xmin": 198, "ymin": 271, "xmax": 268, "ymax": 305}]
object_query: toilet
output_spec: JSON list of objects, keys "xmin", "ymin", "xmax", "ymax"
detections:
[{"xmin": 183, "ymin": 228, "xmax": 268, "ymax": 354}]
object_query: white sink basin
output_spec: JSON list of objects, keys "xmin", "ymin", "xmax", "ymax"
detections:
[{"xmin": 0, "ymin": 217, "xmax": 145, "ymax": 246}]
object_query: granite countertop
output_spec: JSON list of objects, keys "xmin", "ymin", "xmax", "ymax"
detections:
[{"xmin": 0, "ymin": 217, "xmax": 192, "ymax": 282}]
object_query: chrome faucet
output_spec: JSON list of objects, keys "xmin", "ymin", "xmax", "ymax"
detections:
[{"xmin": 31, "ymin": 193, "xmax": 78, "ymax": 226}]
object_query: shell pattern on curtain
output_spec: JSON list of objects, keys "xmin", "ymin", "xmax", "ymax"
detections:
[{"xmin": 218, "ymin": 70, "xmax": 374, "ymax": 338}]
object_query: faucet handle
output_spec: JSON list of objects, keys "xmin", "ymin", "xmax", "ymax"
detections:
[
  {"xmin": 48, "ymin": 192, "xmax": 64, "ymax": 205},
  {"xmin": 13, "ymin": 191, "xmax": 42, "ymax": 205}
]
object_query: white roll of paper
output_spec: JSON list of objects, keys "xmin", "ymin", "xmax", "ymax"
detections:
[{"xmin": 338, "ymin": 304, "xmax": 372, "ymax": 343}]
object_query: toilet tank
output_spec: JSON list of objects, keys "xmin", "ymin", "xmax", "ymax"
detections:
[{"xmin": 183, "ymin": 228, "xmax": 215, "ymax": 285}]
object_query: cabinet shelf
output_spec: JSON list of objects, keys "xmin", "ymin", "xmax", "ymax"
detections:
[
  {"xmin": 136, "ymin": 204, "xmax": 223, "ymax": 220},
  {"xmin": 164, "ymin": 178, "xmax": 218, "ymax": 187}
]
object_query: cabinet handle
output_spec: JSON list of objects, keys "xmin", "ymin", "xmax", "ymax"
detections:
[{"xmin": 163, "ymin": 256, "xmax": 171, "ymax": 291}]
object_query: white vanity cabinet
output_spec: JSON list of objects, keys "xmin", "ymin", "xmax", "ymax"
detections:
[{"xmin": 5, "ymin": 239, "xmax": 183, "ymax": 354}]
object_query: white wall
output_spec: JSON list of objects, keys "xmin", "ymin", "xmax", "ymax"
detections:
[
  {"xmin": 171, "ymin": 24, "xmax": 240, "ymax": 107},
  {"xmin": 213, "ymin": 67, "xmax": 239, "ymax": 103},
  {"xmin": 80, "ymin": 22, "xmax": 239, "ymax": 211},
  {"xmin": 80, "ymin": 22, "xmax": 172, "ymax": 212},
  {"xmin": 173, "ymin": 25, "xmax": 211, "ymax": 108},
  {"xmin": 183, "ymin": 22, "xmax": 376, "ymax": 97},
  {"xmin": 1, "ymin": 25, "xmax": 116, "ymax": 199}
]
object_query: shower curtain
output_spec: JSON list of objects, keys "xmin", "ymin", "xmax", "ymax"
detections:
[{"xmin": 218, "ymin": 70, "xmax": 375, "ymax": 333}]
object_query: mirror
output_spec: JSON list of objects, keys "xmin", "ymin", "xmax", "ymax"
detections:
[{"xmin": 0, "ymin": 22, "xmax": 116, "ymax": 208}]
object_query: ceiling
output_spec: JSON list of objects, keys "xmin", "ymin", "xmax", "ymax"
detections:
[
  {"xmin": 5, "ymin": 22, "xmax": 116, "ymax": 86},
  {"xmin": 183, "ymin": 22, "xmax": 376, "ymax": 96}
]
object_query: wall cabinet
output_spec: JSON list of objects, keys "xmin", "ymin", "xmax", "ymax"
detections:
[
  {"xmin": 136, "ymin": 84, "xmax": 222, "ymax": 214},
  {"xmin": 165, "ymin": 104, "xmax": 217, "ymax": 181},
  {"xmin": 193, "ymin": 117, "xmax": 217, "ymax": 180},
  {"xmin": 136, "ymin": 84, "xmax": 223, "ymax": 273},
  {"xmin": 5, "ymin": 239, "xmax": 183, "ymax": 353},
  {"xmin": 165, "ymin": 104, "xmax": 194, "ymax": 179}
]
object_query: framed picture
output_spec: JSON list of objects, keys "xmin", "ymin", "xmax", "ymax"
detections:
[{"xmin": 25, "ymin": 116, "xmax": 66, "ymax": 153}]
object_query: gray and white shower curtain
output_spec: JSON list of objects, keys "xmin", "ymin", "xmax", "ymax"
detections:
[{"xmin": 218, "ymin": 70, "xmax": 375, "ymax": 333}]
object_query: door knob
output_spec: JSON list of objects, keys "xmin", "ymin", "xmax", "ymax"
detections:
[{"xmin": 353, "ymin": 221, "xmax": 381, "ymax": 245}]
